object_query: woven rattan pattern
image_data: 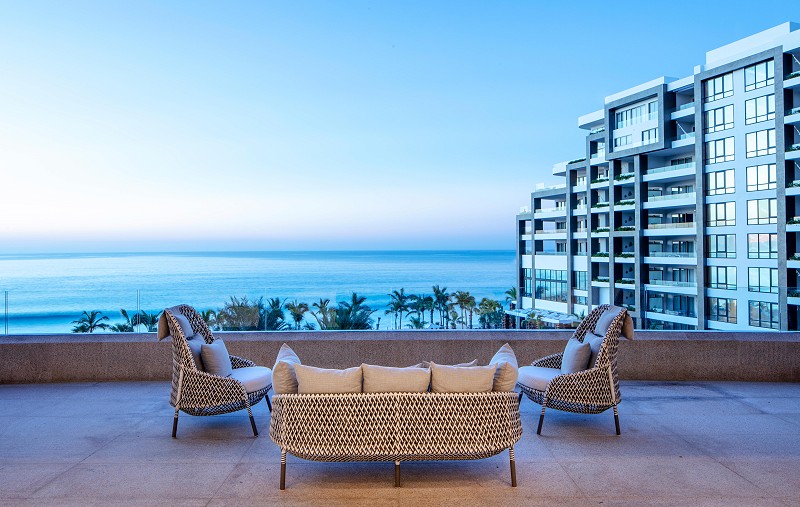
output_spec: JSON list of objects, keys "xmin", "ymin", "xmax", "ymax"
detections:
[
  {"xmin": 270, "ymin": 391, "xmax": 522, "ymax": 462},
  {"xmin": 517, "ymin": 305, "xmax": 625, "ymax": 415},
  {"xmin": 164, "ymin": 305, "xmax": 271, "ymax": 417}
]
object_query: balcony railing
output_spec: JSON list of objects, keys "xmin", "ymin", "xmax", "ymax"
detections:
[
  {"xmin": 647, "ymin": 308, "xmax": 697, "ymax": 318},
  {"xmin": 645, "ymin": 162, "xmax": 695, "ymax": 175},
  {"xmin": 535, "ymin": 206, "xmax": 567, "ymax": 213},
  {"xmin": 675, "ymin": 132, "xmax": 696, "ymax": 141},
  {"xmin": 787, "ymin": 106, "xmax": 800, "ymax": 116},
  {"xmin": 534, "ymin": 229, "xmax": 567, "ymax": 234},
  {"xmin": 590, "ymin": 126, "xmax": 605, "ymax": 135},
  {"xmin": 647, "ymin": 222, "xmax": 695, "ymax": 230},
  {"xmin": 647, "ymin": 252, "xmax": 695, "ymax": 258},
  {"xmin": 648, "ymin": 192, "xmax": 696, "ymax": 202},
  {"xmin": 534, "ymin": 251, "xmax": 567, "ymax": 256},
  {"xmin": 673, "ymin": 102, "xmax": 695, "ymax": 112},
  {"xmin": 648, "ymin": 280, "xmax": 697, "ymax": 287}
]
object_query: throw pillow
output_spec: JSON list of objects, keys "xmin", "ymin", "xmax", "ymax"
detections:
[
  {"xmin": 489, "ymin": 343, "xmax": 519, "ymax": 391},
  {"xmin": 430, "ymin": 363, "xmax": 495, "ymax": 393},
  {"xmin": 295, "ymin": 364, "xmax": 363, "ymax": 394},
  {"xmin": 169, "ymin": 309, "xmax": 194, "ymax": 338},
  {"xmin": 561, "ymin": 337, "xmax": 591, "ymax": 373},
  {"xmin": 201, "ymin": 340, "xmax": 233, "ymax": 377},
  {"xmin": 593, "ymin": 307, "xmax": 623, "ymax": 336},
  {"xmin": 272, "ymin": 343, "xmax": 302, "ymax": 394},
  {"xmin": 362, "ymin": 364, "xmax": 431, "ymax": 393},
  {"xmin": 186, "ymin": 335, "xmax": 205, "ymax": 371},
  {"xmin": 585, "ymin": 332, "xmax": 605, "ymax": 368}
]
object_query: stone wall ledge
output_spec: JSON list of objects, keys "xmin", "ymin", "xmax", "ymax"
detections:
[{"xmin": 2, "ymin": 330, "xmax": 799, "ymax": 383}]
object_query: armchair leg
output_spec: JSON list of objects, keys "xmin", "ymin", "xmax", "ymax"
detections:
[
  {"xmin": 266, "ymin": 395, "xmax": 272, "ymax": 413},
  {"xmin": 395, "ymin": 461, "xmax": 400, "ymax": 487},
  {"xmin": 613, "ymin": 405, "xmax": 621, "ymax": 435},
  {"xmin": 246, "ymin": 402, "xmax": 258, "ymax": 437},
  {"xmin": 280, "ymin": 450, "xmax": 286, "ymax": 490},
  {"xmin": 509, "ymin": 447, "xmax": 517, "ymax": 487},
  {"xmin": 517, "ymin": 391, "xmax": 523, "ymax": 405},
  {"xmin": 537, "ymin": 402, "xmax": 547, "ymax": 435},
  {"xmin": 172, "ymin": 409, "xmax": 179, "ymax": 438}
]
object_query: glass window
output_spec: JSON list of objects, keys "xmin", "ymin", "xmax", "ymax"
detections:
[
  {"xmin": 746, "ymin": 164, "xmax": 776, "ymax": 191},
  {"xmin": 573, "ymin": 271, "xmax": 588, "ymax": 291},
  {"xmin": 747, "ymin": 198, "xmax": 777, "ymax": 225},
  {"xmin": 521, "ymin": 268, "xmax": 532, "ymax": 297},
  {"xmin": 703, "ymin": 73, "xmax": 733, "ymax": 102},
  {"xmin": 744, "ymin": 60, "xmax": 775, "ymax": 92},
  {"xmin": 745, "ymin": 95, "xmax": 775, "ymax": 125},
  {"xmin": 642, "ymin": 128, "xmax": 658, "ymax": 145},
  {"xmin": 748, "ymin": 233, "xmax": 778, "ymax": 259},
  {"xmin": 707, "ymin": 266, "xmax": 737, "ymax": 290},
  {"xmin": 749, "ymin": 301, "xmax": 779, "ymax": 329},
  {"xmin": 648, "ymin": 101, "xmax": 658, "ymax": 120},
  {"xmin": 534, "ymin": 270, "xmax": 568, "ymax": 302},
  {"xmin": 746, "ymin": 129, "xmax": 776, "ymax": 158},
  {"xmin": 708, "ymin": 297, "xmax": 737, "ymax": 324},
  {"xmin": 706, "ymin": 202, "xmax": 736, "ymax": 227},
  {"xmin": 705, "ymin": 137, "xmax": 735, "ymax": 164},
  {"xmin": 707, "ymin": 234, "xmax": 736, "ymax": 258},
  {"xmin": 748, "ymin": 267, "xmax": 778, "ymax": 293},
  {"xmin": 614, "ymin": 135, "xmax": 632, "ymax": 148},
  {"xmin": 704, "ymin": 105, "xmax": 734, "ymax": 133},
  {"xmin": 706, "ymin": 169, "xmax": 735, "ymax": 196}
]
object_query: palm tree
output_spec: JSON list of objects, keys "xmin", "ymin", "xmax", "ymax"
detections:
[
  {"xmin": 312, "ymin": 298, "xmax": 337, "ymax": 330},
  {"xmin": 408, "ymin": 294, "xmax": 434, "ymax": 328},
  {"xmin": 285, "ymin": 300, "xmax": 310, "ymax": 330},
  {"xmin": 71, "ymin": 310, "xmax": 110, "ymax": 333},
  {"xmin": 476, "ymin": 298, "xmax": 503, "ymax": 329},
  {"xmin": 464, "ymin": 293, "xmax": 477, "ymax": 329},
  {"xmin": 432, "ymin": 285, "xmax": 450, "ymax": 328},
  {"xmin": 336, "ymin": 292, "xmax": 374, "ymax": 330},
  {"xmin": 452, "ymin": 291, "xmax": 474, "ymax": 329},
  {"xmin": 110, "ymin": 309, "xmax": 135, "ymax": 332},
  {"xmin": 135, "ymin": 311, "xmax": 160, "ymax": 332},
  {"xmin": 200, "ymin": 309, "xmax": 217, "ymax": 330},
  {"xmin": 406, "ymin": 316, "xmax": 425, "ymax": 329},
  {"xmin": 505, "ymin": 287, "xmax": 517, "ymax": 307},
  {"xmin": 261, "ymin": 297, "xmax": 289, "ymax": 331},
  {"xmin": 386, "ymin": 289, "xmax": 410, "ymax": 329},
  {"xmin": 216, "ymin": 296, "xmax": 261, "ymax": 331}
]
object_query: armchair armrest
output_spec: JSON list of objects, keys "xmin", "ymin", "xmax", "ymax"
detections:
[
  {"xmin": 531, "ymin": 352, "xmax": 563, "ymax": 369},
  {"xmin": 545, "ymin": 366, "xmax": 614, "ymax": 405},
  {"xmin": 230, "ymin": 354, "xmax": 256, "ymax": 369}
]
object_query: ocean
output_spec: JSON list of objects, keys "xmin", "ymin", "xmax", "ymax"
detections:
[{"xmin": 0, "ymin": 250, "xmax": 515, "ymax": 334}]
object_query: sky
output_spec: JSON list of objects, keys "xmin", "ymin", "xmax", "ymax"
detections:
[{"xmin": 0, "ymin": 0, "xmax": 797, "ymax": 252}]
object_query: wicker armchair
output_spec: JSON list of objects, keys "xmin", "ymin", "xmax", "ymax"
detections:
[
  {"xmin": 157, "ymin": 305, "xmax": 272, "ymax": 438},
  {"xmin": 517, "ymin": 305, "xmax": 630, "ymax": 435}
]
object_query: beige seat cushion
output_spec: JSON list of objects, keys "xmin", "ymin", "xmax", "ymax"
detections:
[
  {"xmin": 489, "ymin": 343, "xmax": 518, "ymax": 391},
  {"xmin": 517, "ymin": 365, "xmax": 562, "ymax": 392},
  {"xmin": 272, "ymin": 343, "xmax": 302, "ymax": 394},
  {"xmin": 229, "ymin": 366, "xmax": 272, "ymax": 394},
  {"xmin": 430, "ymin": 363, "xmax": 495, "ymax": 393},
  {"xmin": 295, "ymin": 364, "xmax": 363, "ymax": 394},
  {"xmin": 362, "ymin": 364, "xmax": 431, "ymax": 393}
]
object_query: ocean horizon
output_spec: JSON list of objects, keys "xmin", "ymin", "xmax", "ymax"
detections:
[{"xmin": 0, "ymin": 250, "xmax": 515, "ymax": 334}]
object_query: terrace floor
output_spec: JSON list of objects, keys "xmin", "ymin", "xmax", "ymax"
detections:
[{"xmin": 1, "ymin": 381, "xmax": 799, "ymax": 506}]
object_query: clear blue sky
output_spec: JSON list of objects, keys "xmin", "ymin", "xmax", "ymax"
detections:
[{"xmin": 0, "ymin": 1, "xmax": 796, "ymax": 252}]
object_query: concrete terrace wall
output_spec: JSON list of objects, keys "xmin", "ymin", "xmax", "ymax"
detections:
[{"xmin": 1, "ymin": 330, "xmax": 800, "ymax": 384}]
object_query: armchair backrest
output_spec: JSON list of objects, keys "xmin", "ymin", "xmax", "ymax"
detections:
[
  {"xmin": 160, "ymin": 305, "xmax": 216, "ymax": 406},
  {"xmin": 571, "ymin": 305, "xmax": 627, "ymax": 370}
]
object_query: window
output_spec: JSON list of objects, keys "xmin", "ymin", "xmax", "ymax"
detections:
[
  {"xmin": 704, "ymin": 105, "xmax": 734, "ymax": 133},
  {"xmin": 744, "ymin": 60, "xmax": 774, "ymax": 91},
  {"xmin": 746, "ymin": 164, "xmax": 776, "ymax": 191},
  {"xmin": 749, "ymin": 301, "xmax": 779, "ymax": 329},
  {"xmin": 641, "ymin": 128, "xmax": 658, "ymax": 145},
  {"xmin": 706, "ymin": 169, "xmax": 735, "ymax": 195},
  {"xmin": 708, "ymin": 297, "xmax": 737, "ymax": 324},
  {"xmin": 745, "ymin": 95, "xmax": 775, "ymax": 125},
  {"xmin": 746, "ymin": 129, "xmax": 776, "ymax": 158},
  {"xmin": 573, "ymin": 295, "xmax": 587, "ymax": 306},
  {"xmin": 707, "ymin": 266, "xmax": 737, "ymax": 290},
  {"xmin": 706, "ymin": 202, "xmax": 736, "ymax": 227},
  {"xmin": 521, "ymin": 268, "xmax": 532, "ymax": 297},
  {"xmin": 747, "ymin": 198, "xmax": 777, "ymax": 225},
  {"xmin": 748, "ymin": 267, "xmax": 778, "ymax": 293},
  {"xmin": 707, "ymin": 234, "xmax": 736, "ymax": 258},
  {"xmin": 705, "ymin": 137, "xmax": 734, "ymax": 164},
  {"xmin": 648, "ymin": 101, "xmax": 658, "ymax": 120},
  {"xmin": 671, "ymin": 157, "xmax": 692, "ymax": 166},
  {"xmin": 703, "ymin": 73, "xmax": 733, "ymax": 102},
  {"xmin": 614, "ymin": 135, "xmax": 632, "ymax": 148},
  {"xmin": 534, "ymin": 269, "xmax": 567, "ymax": 303},
  {"xmin": 573, "ymin": 271, "xmax": 588, "ymax": 291},
  {"xmin": 748, "ymin": 233, "xmax": 778, "ymax": 259}
]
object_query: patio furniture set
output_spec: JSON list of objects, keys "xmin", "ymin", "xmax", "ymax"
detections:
[{"xmin": 158, "ymin": 304, "xmax": 633, "ymax": 489}]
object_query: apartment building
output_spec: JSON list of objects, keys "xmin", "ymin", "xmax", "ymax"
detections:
[{"xmin": 515, "ymin": 22, "xmax": 800, "ymax": 331}]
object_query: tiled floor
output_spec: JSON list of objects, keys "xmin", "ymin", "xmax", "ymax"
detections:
[{"xmin": 0, "ymin": 381, "xmax": 799, "ymax": 506}]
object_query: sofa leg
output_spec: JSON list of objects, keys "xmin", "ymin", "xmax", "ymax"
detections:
[
  {"xmin": 280, "ymin": 450, "xmax": 286, "ymax": 490},
  {"xmin": 537, "ymin": 404, "xmax": 546, "ymax": 435},
  {"xmin": 509, "ymin": 447, "xmax": 517, "ymax": 487},
  {"xmin": 171, "ymin": 410, "xmax": 179, "ymax": 438},
  {"xmin": 394, "ymin": 461, "xmax": 401, "ymax": 487},
  {"xmin": 613, "ymin": 405, "xmax": 621, "ymax": 435},
  {"xmin": 266, "ymin": 395, "xmax": 272, "ymax": 413}
]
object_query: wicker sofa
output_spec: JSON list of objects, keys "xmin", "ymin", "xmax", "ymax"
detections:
[{"xmin": 269, "ymin": 346, "xmax": 523, "ymax": 489}]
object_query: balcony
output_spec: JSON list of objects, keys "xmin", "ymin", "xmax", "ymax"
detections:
[
  {"xmin": 644, "ymin": 222, "xmax": 696, "ymax": 236},
  {"xmin": 613, "ymin": 173, "xmax": 635, "ymax": 186},
  {"xmin": 614, "ymin": 199, "xmax": 635, "ymax": 211},
  {"xmin": 645, "ymin": 279, "xmax": 698, "ymax": 295},
  {"xmin": 590, "ymin": 202, "xmax": 610, "ymax": 213},
  {"xmin": 786, "ymin": 106, "xmax": 800, "ymax": 125},
  {"xmin": 786, "ymin": 181, "xmax": 800, "ymax": 196},
  {"xmin": 643, "ymin": 192, "xmax": 696, "ymax": 210},
  {"xmin": 785, "ymin": 71, "xmax": 800, "ymax": 89},
  {"xmin": 590, "ymin": 177, "xmax": 610, "ymax": 189},
  {"xmin": 533, "ymin": 206, "xmax": 567, "ymax": 218},
  {"xmin": 787, "ymin": 144, "xmax": 800, "ymax": 161},
  {"xmin": 644, "ymin": 252, "xmax": 697, "ymax": 265},
  {"xmin": 671, "ymin": 132, "xmax": 696, "ymax": 149},
  {"xmin": 614, "ymin": 253, "xmax": 635, "ymax": 263},
  {"xmin": 643, "ymin": 162, "xmax": 696, "ymax": 183},
  {"xmin": 670, "ymin": 102, "xmax": 695, "ymax": 120}
]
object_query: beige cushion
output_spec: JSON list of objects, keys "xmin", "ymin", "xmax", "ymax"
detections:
[
  {"xmin": 517, "ymin": 365, "xmax": 562, "ymax": 392},
  {"xmin": 201, "ymin": 340, "xmax": 233, "ymax": 377},
  {"xmin": 186, "ymin": 335, "xmax": 205, "ymax": 371},
  {"xmin": 585, "ymin": 332, "xmax": 605, "ymax": 368},
  {"xmin": 593, "ymin": 306, "xmax": 624, "ymax": 336},
  {"xmin": 169, "ymin": 309, "xmax": 194, "ymax": 338},
  {"xmin": 295, "ymin": 364, "xmax": 363, "ymax": 394},
  {"xmin": 272, "ymin": 343, "xmax": 302, "ymax": 394},
  {"xmin": 489, "ymin": 343, "xmax": 518, "ymax": 391},
  {"xmin": 362, "ymin": 364, "xmax": 431, "ymax": 393},
  {"xmin": 412, "ymin": 359, "xmax": 478, "ymax": 368},
  {"xmin": 430, "ymin": 363, "xmax": 495, "ymax": 393},
  {"xmin": 561, "ymin": 337, "xmax": 591, "ymax": 373},
  {"xmin": 229, "ymin": 366, "xmax": 272, "ymax": 393}
]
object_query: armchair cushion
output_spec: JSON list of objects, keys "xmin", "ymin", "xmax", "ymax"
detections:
[
  {"xmin": 201, "ymin": 340, "xmax": 233, "ymax": 377},
  {"xmin": 489, "ymin": 343, "xmax": 518, "ymax": 392},
  {"xmin": 273, "ymin": 343, "xmax": 302, "ymax": 394},
  {"xmin": 186, "ymin": 335, "xmax": 205, "ymax": 371},
  {"xmin": 517, "ymin": 365, "xmax": 562, "ymax": 392},
  {"xmin": 295, "ymin": 364, "xmax": 363, "ymax": 394},
  {"xmin": 593, "ymin": 306, "xmax": 623, "ymax": 336},
  {"xmin": 561, "ymin": 338, "xmax": 591, "ymax": 373},
  {"xmin": 362, "ymin": 364, "xmax": 431, "ymax": 393},
  {"xmin": 170, "ymin": 309, "xmax": 194, "ymax": 338},
  {"xmin": 230, "ymin": 366, "xmax": 272, "ymax": 394},
  {"xmin": 430, "ymin": 363, "xmax": 495, "ymax": 393},
  {"xmin": 585, "ymin": 332, "xmax": 605, "ymax": 368}
]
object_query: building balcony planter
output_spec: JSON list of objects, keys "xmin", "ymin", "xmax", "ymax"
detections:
[
  {"xmin": 615, "ymin": 226, "xmax": 636, "ymax": 232},
  {"xmin": 590, "ymin": 177, "xmax": 609, "ymax": 184},
  {"xmin": 616, "ymin": 253, "xmax": 635, "ymax": 258},
  {"xmin": 592, "ymin": 227, "xmax": 610, "ymax": 234},
  {"xmin": 787, "ymin": 106, "xmax": 800, "ymax": 116},
  {"xmin": 624, "ymin": 305, "xmax": 636, "ymax": 312},
  {"xmin": 593, "ymin": 252, "xmax": 609, "ymax": 258},
  {"xmin": 615, "ymin": 278, "xmax": 635, "ymax": 285},
  {"xmin": 614, "ymin": 173, "xmax": 634, "ymax": 181},
  {"xmin": 592, "ymin": 276, "xmax": 610, "ymax": 283},
  {"xmin": 788, "ymin": 144, "xmax": 800, "ymax": 152},
  {"xmin": 788, "ymin": 217, "xmax": 800, "ymax": 225},
  {"xmin": 787, "ymin": 71, "xmax": 800, "ymax": 80},
  {"xmin": 615, "ymin": 200, "xmax": 635, "ymax": 206},
  {"xmin": 591, "ymin": 202, "xmax": 609, "ymax": 209}
]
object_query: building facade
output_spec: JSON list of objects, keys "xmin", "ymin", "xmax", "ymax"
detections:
[{"xmin": 516, "ymin": 22, "xmax": 800, "ymax": 331}]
